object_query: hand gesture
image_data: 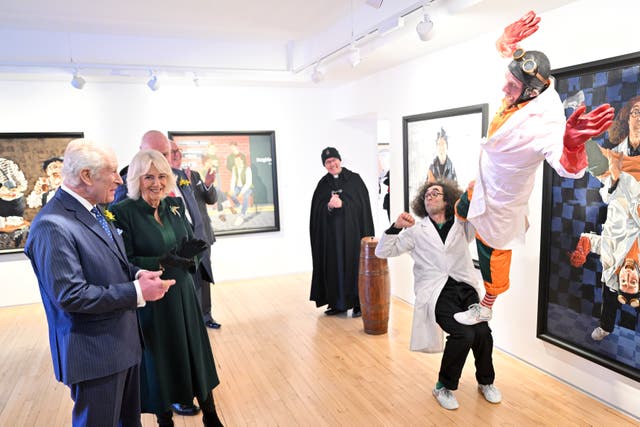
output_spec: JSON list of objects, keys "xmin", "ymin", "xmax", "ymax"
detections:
[
  {"xmin": 328, "ymin": 193, "xmax": 342, "ymax": 209},
  {"xmin": 138, "ymin": 270, "xmax": 175, "ymax": 301},
  {"xmin": 204, "ymin": 168, "xmax": 216, "ymax": 187},
  {"xmin": 564, "ymin": 104, "xmax": 615, "ymax": 150},
  {"xmin": 394, "ymin": 212, "xmax": 415, "ymax": 228},
  {"xmin": 496, "ymin": 10, "xmax": 540, "ymax": 58}
]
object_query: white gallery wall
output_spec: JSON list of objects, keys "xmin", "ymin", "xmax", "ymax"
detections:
[
  {"xmin": 329, "ymin": 0, "xmax": 639, "ymax": 419},
  {"xmin": 2, "ymin": 0, "xmax": 639, "ymax": 419}
]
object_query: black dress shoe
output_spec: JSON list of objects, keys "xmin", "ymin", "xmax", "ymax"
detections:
[
  {"xmin": 205, "ymin": 319, "xmax": 221, "ymax": 329},
  {"xmin": 352, "ymin": 307, "xmax": 362, "ymax": 318},
  {"xmin": 324, "ymin": 308, "xmax": 346, "ymax": 316},
  {"xmin": 171, "ymin": 403, "xmax": 200, "ymax": 416}
]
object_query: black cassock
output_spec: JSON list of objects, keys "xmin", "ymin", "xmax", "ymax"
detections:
[{"xmin": 309, "ymin": 167, "xmax": 374, "ymax": 310}]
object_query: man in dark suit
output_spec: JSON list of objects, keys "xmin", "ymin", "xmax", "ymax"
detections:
[
  {"xmin": 113, "ymin": 130, "xmax": 212, "ymax": 417},
  {"xmin": 24, "ymin": 138, "xmax": 173, "ymax": 427},
  {"xmin": 170, "ymin": 139, "xmax": 221, "ymax": 329}
]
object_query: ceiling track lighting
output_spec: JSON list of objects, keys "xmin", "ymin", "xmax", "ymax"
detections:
[
  {"xmin": 417, "ymin": 0, "xmax": 435, "ymax": 41},
  {"xmin": 70, "ymin": 71, "xmax": 85, "ymax": 89},
  {"xmin": 147, "ymin": 73, "xmax": 160, "ymax": 91},
  {"xmin": 310, "ymin": 64, "xmax": 324, "ymax": 83},
  {"xmin": 348, "ymin": 45, "xmax": 361, "ymax": 68}
]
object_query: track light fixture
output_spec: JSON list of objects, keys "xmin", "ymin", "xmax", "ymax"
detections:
[
  {"xmin": 416, "ymin": 14, "xmax": 434, "ymax": 41},
  {"xmin": 348, "ymin": 45, "xmax": 361, "ymax": 68},
  {"xmin": 311, "ymin": 64, "xmax": 324, "ymax": 83},
  {"xmin": 70, "ymin": 71, "xmax": 85, "ymax": 89},
  {"xmin": 147, "ymin": 73, "xmax": 160, "ymax": 91},
  {"xmin": 417, "ymin": 0, "xmax": 435, "ymax": 41}
]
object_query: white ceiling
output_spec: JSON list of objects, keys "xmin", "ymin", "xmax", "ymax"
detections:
[{"xmin": 0, "ymin": 0, "xmax": 579, "ymax": 86}]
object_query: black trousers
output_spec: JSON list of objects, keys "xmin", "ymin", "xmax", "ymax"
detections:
[
  {"xmin": 599, "ymin": 284, "xmax": 620, "ymax": 333},
  {"xmin": 435, "ymin": 278, "xmax": 495, "ymax": 390}
]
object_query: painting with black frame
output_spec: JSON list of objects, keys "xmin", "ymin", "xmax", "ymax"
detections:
[
  {"xmin": 402, "ymin": 104, "xmax": 488, "ymax": 213},
  {"xmin": 538, "ymin": 52, "xmax": 640, "ymax": 382},
  {"xmin": 0, "ymin": 132, "xmax": 83, "ymax": 254},
  {"xmin": 168, "ymin": 130, "xmax": 280, "ymax": 236}
]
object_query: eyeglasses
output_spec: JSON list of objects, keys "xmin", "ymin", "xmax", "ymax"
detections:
[
  {"xmin": 630, "ymin": 109, "xmax": 640, "ymax": 118},
  {"xmin": 617, "ymin": 294, "xmax": 640, "ymax": 308},
  {"xmin": 425, "ymin": 190, "xmax": 443, "ymax": 199},
  {"xmin": 512, "ymin": 48, "xmax": 548, "ymax": 86}
]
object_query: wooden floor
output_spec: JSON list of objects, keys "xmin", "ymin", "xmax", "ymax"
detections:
[{"xmin": 0, "ymin": 273, "xmax": 637, "ymax": 426}]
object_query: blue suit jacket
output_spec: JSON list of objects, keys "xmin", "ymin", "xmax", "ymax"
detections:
[
  {"xmin": 114, "ymin": 168, "xmax": 213, "ymax": 282},
  {"xmin": 25, "ymin": 189, "xmax": 141, "ymax": 386}
]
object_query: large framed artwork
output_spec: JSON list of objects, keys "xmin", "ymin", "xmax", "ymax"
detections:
[
  {"xmin": 538, "ymin": 52, "xmax": 640, "ymax": 381},
  {"xmin": 168, "ymin": 131, "xmax": 280, "ymax": 236},
  {"xmin": 402, "ymin": 104, "xmax": 488, "ymax": 212},
  {"xmin": 0, "ymin": 132, "xmax": 83, "ymax": 254}
]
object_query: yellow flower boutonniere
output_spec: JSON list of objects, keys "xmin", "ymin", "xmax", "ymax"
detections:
[
  {"xmin": 179, "ymin": 178, "xmax": 191, "ymax": 187},
  {"xmin": 170, "ymin": 205, "xmax": 181, "ymax": 216},
  {"xmin": 103, "ymin": 209, "xmax": 116, "ymax": 222}
]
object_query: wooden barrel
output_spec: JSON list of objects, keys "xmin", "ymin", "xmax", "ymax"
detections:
[{"xmin": 358, "ymin": 236, "xmax": 390, "ymax": 335}]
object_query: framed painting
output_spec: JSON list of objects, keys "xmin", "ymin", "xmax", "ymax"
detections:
[
  {"xmin": 167, "ymin": 130, "xmax": 280, "ymax": 236},
  {"xmin": 0, "ymin": 132, "xmax": 83, "ymax": 254},
  {"xmin": 538, "ymin": 52, "xmax": 640, "ymax": 381},
  {"xmin": 402, "ymin": 104, "xmax": 488, "ymax": 212}
]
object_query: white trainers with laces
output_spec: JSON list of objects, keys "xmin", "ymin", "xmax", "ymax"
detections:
[
  {"xmin": 432, "ymin": 386, "xmax": 459, "ymax": 410},
  {"xmin": 453, "ymin": 303, "xmax": 492, "ymax": 325},
  {"xmin": 478, "ymin": 383, "xmax": 502, "ymax": 404},
  {"xmin": 591, "ymin": 326, "xmax": 610, "ymax": 341}
]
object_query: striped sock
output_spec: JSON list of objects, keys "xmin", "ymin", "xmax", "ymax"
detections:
[{"xmin": 481, "ymin": 293, "xmax": 496, "ymax": 309}]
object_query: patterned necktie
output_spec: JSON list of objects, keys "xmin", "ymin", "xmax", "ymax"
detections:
[{"xmin": 91, "ymin": 206, "xmax": 114, "ymax": 241}]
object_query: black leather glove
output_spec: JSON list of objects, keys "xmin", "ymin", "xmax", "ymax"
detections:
[
  {"xmin": 159, "ymin": 250, "xmax": 196, "ymax": 274},
  {"xmin": 176, "ymin": 237, "xmax": 208, "ymax": 259}
]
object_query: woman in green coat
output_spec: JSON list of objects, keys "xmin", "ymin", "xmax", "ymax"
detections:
[{"xmin": 110, "ymin": 149, "xmax": 222, "ymax": 427}]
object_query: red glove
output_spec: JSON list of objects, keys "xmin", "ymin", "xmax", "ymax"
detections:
[
  {"xmin": 569, "ymin": 235, "xmax": 591, "ymax": 267},
  {"xmin": 560, "ymin": 104, "xmax": 615, "ymax": 174},
  {"xmin": 495, "ymin": 10, "xmax": 540, "ymax": 58}
]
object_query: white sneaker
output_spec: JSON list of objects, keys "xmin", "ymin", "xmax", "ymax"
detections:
[
  {"xmin": 478, "ymin": 383, "xmax": 502, "ymax": 404},
  {"xmin": 432, "ymin": 387, "xmax": 459, "ymax": 410},
  {"xmin": 591, "ymin": 326, "xmax": 610, "ymax": 341},
  {"xmin": 453, "ymin": 303, "xmax": 492, "ymax": 325}
]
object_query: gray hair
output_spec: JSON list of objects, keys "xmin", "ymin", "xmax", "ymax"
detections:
[
  {"xmin": 62, "ymin": 139, "xmax": 114, "ymax": 187},
  {"xmin": 126, "ymin": 149, "xmax": 176, "ymax": 200}
]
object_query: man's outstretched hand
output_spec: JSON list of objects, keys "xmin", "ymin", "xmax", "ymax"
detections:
[
  {"xmin": 496, "ymin": 10, "xmax": 541, "ymax": 58},
  {"xmin": 561, "ymin": 104, "xmax": 615, "ymax": 173}
]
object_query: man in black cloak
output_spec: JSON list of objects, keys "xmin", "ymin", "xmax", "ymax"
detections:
[{"xmin": 309, "ymin": 147, "xmax": 374, "ymax": 318}]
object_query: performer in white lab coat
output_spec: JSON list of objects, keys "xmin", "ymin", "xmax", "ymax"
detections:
[{"xmin": 376, "ymin": 180, "xmax": 500, "ymax": 411}]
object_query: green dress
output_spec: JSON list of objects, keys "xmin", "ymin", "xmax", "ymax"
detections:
[{"xmin": 110, "ymin": 196, "xmax": 219, "ymax": 414}]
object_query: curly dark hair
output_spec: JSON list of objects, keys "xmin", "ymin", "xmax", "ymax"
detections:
[
  {"xmin": 608, "ymin": 95, "xmax": 640, "ymax": 146},
  {"xmin": 410, "ymin": 179, "xmax": 462, "ymax": 219}
]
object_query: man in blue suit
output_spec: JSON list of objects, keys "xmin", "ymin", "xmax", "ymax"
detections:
[
  {"xmin": 25, "ymin": 139, "xmax": 174, "ymax": 427},
  {"xmin": 113, "ymin": 130, "xmax": 214, "ymax": 417}
]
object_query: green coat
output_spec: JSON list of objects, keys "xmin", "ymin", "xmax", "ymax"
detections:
[{"xmin": 111, "ymin": 196, "xmax": 219, "ymax": 414}]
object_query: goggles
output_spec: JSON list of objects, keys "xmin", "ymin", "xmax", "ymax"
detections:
[
  {"xmin": 512, "ymin": 48, "xmax": 549, "ymax": 87},
  {"xmin": 617, "ymin": 293, "xmax": 640, "ymax": 308}
]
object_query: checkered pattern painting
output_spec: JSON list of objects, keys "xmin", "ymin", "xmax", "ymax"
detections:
[{"xmin": 539, "ymin": 54, "xmax": 640, "ymax": 379}]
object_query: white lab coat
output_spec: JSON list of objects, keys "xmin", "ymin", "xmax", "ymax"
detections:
[
  {"xmin": 375, "ymin": 217, "xmax": 482, "ymax": 353},
  {"xmin": 468, "ymin": 78, "xmax": 585, "ymax": 249},
  {"xmin": 584, "ymin": 172, "xmax": 640, "ymax": 291}
]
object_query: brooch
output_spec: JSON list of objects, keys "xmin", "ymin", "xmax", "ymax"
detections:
[
  {"xmin": 179, "ymin": 178, "xmax": 191, "ymax": 187},
  {"xmin": 170, "ymin": 205, "xmax": 181, "ymax": 216}
]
